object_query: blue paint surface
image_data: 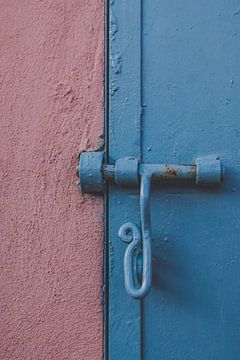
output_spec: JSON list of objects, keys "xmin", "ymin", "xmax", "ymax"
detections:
[
  {"xmin": 108, "ymin": 0, "xmax": 142, "ymax": 358},
  {"xmin": 108, "ymin": 0, "xmax": 240, "ymax": 358}
]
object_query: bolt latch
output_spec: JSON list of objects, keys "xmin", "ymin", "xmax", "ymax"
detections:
[{"xmin": 77, "ymin": 151, "xmax": 224, "ymax": 299}]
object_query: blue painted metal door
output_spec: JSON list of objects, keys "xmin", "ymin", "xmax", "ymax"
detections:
[{"xmin": 108, "ymin": 1, "xmax": 240, "ymax": 359}]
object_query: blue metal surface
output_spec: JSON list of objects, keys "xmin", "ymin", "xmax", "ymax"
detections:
[
  {"xmin": 108, "ymin": 0, "xmax": 142, "ymax": 357},
  {"xmin": 118, "ymin": 221, "xmax": 151, "ymax": 299},
  {"xmin": 196, "ymin": 157, "xmax": 223, "ymax": 185},
  {"xmin": 78, "ymin": 151, "xmax": 104, "ymax": 193},
  {"xmin": 115, "ymin": 157, "xmax": 139, "ymax": 187},
  {"xmin": 108, "ymin": 0, "xmax": 240, "ymax": 359},
  {"xmin": 79, "ymin": 154, "xmax": 223, "ymax": 300},
  {"xmin": 118, "ymin": 174, "xmax": 152, "ymax": 299},
  {"xmin": 78, "ymin": 155, "xmax": 223, "ymax": 190}
]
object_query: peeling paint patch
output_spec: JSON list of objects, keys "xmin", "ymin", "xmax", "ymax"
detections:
[
  {"xmin": 110, "ymin": 11, "xmax": 118, "ymax": 40},
  {"xmin": 110, "ymin": 80, "xmax": 119, "ymax": 96},
  {"xmin": 110, "ymin": 52, "xmax": 122, "ymax": 74}
]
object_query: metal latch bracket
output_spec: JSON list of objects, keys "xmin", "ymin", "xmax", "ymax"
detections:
[{"xmin": 77, "ymin": 151, "xmax": 224, "ymax": 299}]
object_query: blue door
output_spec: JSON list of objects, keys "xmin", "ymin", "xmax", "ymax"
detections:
[{"xmin": 107, "ymin": 0, "xmax": 240, "ymax": 359}]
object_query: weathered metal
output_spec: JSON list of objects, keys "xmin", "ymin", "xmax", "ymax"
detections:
[
  {"xmin": 78, "ymin": 152, "xmax": 223, "ymax": 191},
  {"xmin": 78, "ymin": 152, "xmax": 223, "ymax": 299}
]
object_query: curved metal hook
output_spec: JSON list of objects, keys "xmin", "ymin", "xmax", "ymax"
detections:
[{"xmin": 118, "ymin": 174, "xmax": 152, "ymax": 299}]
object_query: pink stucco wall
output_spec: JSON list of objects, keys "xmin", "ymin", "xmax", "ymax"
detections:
[{"xmin": 0, "ymin": 1, "xmax": 104, "ymax": 359}]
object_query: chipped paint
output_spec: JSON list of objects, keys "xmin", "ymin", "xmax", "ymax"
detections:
[
  {"xmin": 110, "ymin": 10, "xmax": 118, "ymax": 40},
  {"xmin": 110, "ymin": 80, "xmax": 120, "ymax": 96},
  {"xmin": 111, "ymin": 52, "xmax": 122, "ymax": 74}
]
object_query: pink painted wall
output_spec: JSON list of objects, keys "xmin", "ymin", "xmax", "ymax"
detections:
[{"xmin": 0, "ymin": 1, "xmax": 104, "ymax": 359}]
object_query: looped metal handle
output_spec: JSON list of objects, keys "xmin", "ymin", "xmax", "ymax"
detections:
[
  {"xmin": 118, "ymin": 175, "xmax": 152, "ymax": 299},
  {"xmin": 78, "ymin": 152, "xmax": 224, "ymax": 300}
]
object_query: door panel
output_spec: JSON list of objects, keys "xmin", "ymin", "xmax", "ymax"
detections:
[
  {"xmin": 108, "ymin": 1, "xmax": 142, "ymax": 358},
  {"xmin": 108, "ymin": 1, "xmax": 240, "ymax": 359}
]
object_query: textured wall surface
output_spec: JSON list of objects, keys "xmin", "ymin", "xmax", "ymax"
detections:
[{"xmin": 0, "ymin": 1, "xmax": 104, "ymax": 359}]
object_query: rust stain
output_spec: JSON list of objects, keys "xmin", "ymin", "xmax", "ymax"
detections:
[{"xmin": 164, "ymin": 165, "xmax": 178, "ymax": 177}]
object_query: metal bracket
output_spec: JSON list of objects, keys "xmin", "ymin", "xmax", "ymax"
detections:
[{"xmin": 77, "ymin": 151, "xmax": 224, "ymax": 299}]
